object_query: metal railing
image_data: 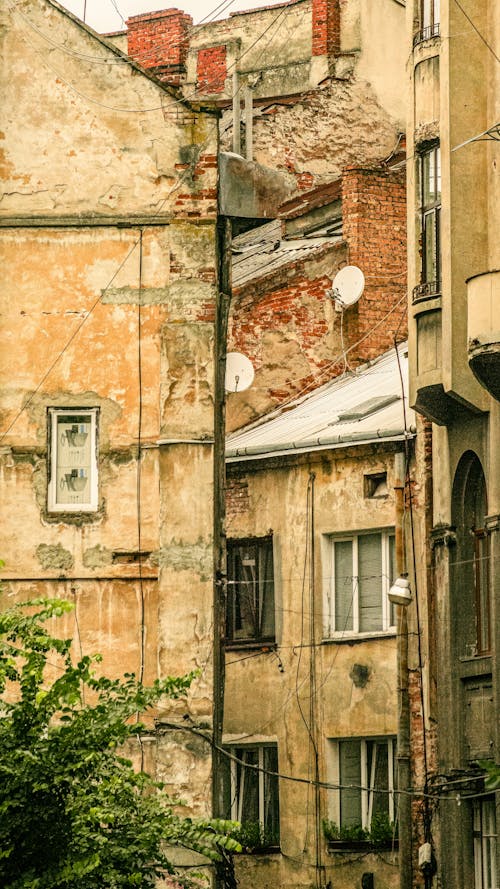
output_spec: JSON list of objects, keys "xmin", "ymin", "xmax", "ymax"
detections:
[
  {"xmin": 412, "ymin": 280, "xmax": 441, "ymax": 303},
  {"xmin": 413, "ymin": 23, "xmax": 441, "ymax": 47}
]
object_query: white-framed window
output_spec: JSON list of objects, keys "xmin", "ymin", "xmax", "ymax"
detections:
[
  {"xmin": 323, "ymin": 529, "xmax": 396, "ymax": 638},
  {"xmin": 473, "ymin": 797, "xmax": 497, "ymax": 889},
  {"xmin": 327, "ymin": 737, "xmax": 397, "ymax": 832},
  {"xmin": 223, "ymin": 744, "xmax": 280, "ymax": 846},
  {"xmin": 226, "ymin": 537, "xmax": 275, "ymax": 645},
  {"xmin": 47, "ymin": 408, "xmax": 98, "ymax": 513}
]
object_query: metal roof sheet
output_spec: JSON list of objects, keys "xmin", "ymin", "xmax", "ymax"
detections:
[
  {"xmin": 231, "ymin": 219, "xmax": 342, "ymax": 289},
  {"xmin": 226, "ymin": 345, "xmax": 414, "ymax": 462}
]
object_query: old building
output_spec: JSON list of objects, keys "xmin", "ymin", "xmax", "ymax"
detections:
[
  {"xmin": 406, "ymin": 0, "xmax": 499, "ymax": 886},
  {"xmin": 224, "ymin": 344, "xmax": 415, "ymax": 889},
  {"xmin": 0, "ymin": 1, "xmax": 221, "ymax": 879}
]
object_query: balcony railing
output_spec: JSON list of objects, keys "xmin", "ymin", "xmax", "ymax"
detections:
[
  {"xmin": 413, "ymin": 23, "xmax": 441, "ymax": 47},
  {"xmin": 412, "ymin": 280, "xmax": 441, "ymax": 303}
]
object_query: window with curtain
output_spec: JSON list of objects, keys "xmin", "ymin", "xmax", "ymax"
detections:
[
  {"xmin": 223, "ymin": 744, "xmax": 280, "ymax": 846},
  {"xmin": 324, "ymin": 530, "xmax": 396, "ymax": 637},
  {"xmin": 330, "ymin": 737, "xmax": 397, "ymax": 832},
  {"xmin": 226, "ymin": 537, "xmax": 275, "ymax": 644}
]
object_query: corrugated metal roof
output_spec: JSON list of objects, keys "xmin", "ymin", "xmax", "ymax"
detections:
[
  {"xmin": 226, "ymin": 345, "xmax": 414, "ymax": 462},
  {"xmin": 231, "ymin": 219, "xmax": 342, "ymax": 289}
]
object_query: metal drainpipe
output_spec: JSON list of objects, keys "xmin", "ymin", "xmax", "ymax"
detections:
[{"xmin": 395, "ymin": 450, "xmax": 412, "ymax": 889}]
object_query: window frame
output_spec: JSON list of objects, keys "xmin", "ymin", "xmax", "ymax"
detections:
[
  {"xmin": 47, "ymin": 407, "xmax": 99, "ymax": 513},
  {"xmin": 323, "ymin": 528, "xmax": 396, "ymax": 639},
  {"xmin": 225, "ymin": 535, "xmax": 275, "ymax": 646},
  {"xmin": 225, "ymin": 743, "xmax": 280, "ymax": 846},
  {"xmin": 416, "ymin": 144, "xmax": 441, "ymax": 292},
  {"xmin": 420, "ymin": 0, "xmax": 440, "ymax": 37},
  {"xmin": 473, "ymin": 797, "xmax": 497, "ymax": 889},
  {"xmin": 328, "ymin": 736, "xmax": 397, "ymax": 833}
]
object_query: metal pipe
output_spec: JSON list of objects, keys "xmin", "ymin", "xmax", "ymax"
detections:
[{"xmin": 394, "ymin": 451, "xmax": 412, "ymax": 889}]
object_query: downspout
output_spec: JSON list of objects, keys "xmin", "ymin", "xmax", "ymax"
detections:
[{"xmin": 395, "ymin": 449, "xmax": 412, "ymax": 889}]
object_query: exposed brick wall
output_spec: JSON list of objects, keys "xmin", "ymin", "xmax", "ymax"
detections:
[
  {"xmin": 226, "ymin": 476, "xmax": 250, "ymax": 524},
  {"xmin": 341, "ymin": 165, "xmax": 407, "ymax": 365},
  {"xmin": 312, "ymin": 0, "xmax": 340, "ymax": 56},
  {"xmin": 196, "ymin": 45, "xmax": 227, "ymax": 94},
  {"xmin": 126, "ymin": 9, "xmax": 192, "ymax": 84}
]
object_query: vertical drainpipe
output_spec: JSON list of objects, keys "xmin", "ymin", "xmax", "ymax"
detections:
[
  {"xmin": 395, "ymin": 449, "xmax": 412, "ymax": 889},
  {"xmin": 244, "ymin": 86, "xmax": 253, "ymax": 162},
  {"xmin": 212, "ymin": 207, "xmax": 232, "ymax": 865},
  {"xmin": 232, "ymin": 71, "xmax": 241, "ymax": 155}
]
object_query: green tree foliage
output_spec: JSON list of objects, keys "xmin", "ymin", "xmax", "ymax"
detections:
[{"xmin": 0, "ymin": 598, "xmax": 240, "ymax": 888}]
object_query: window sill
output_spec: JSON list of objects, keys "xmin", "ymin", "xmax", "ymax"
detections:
[
  {"xmin": 327, "ymin": 839, "xmax": 398, "ymax": 853},
  {"xmin": 322, "ymin": 631, "xmax": 397, "ymax": 645},
  {"xmin": 224, "ymin": 640, "xmax": 277, "ymax": 652}
]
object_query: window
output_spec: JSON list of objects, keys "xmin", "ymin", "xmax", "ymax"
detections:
[
  {"xmin": 223, "ymin": 744, "xmax": 280, "ymax": 846},
  {"xmin": 324, "ymin": 530, "xmax": 396, "ymax": 637},
  {"xmin": 415, "ymin": 144, "xmax": 441, "ymax": 298},
  {"xmin": 415, "ymin": 0, "xmax": 440, "ymax": 43},
  {"xmin": 48, "ymin": 408, "xmax": 98, "ymax": 512},
  {"xmin": 473, "ymin": 798, "xmax": 497, "ymax": 889},
  {"xmin": 329, "ymin": 737, "xmax": 397, "ymax": 832},
  {"xmin": 226, "ymin": 537, "xmax": 275, "ymax": 644},
  {"xmin": 451, "ymin": 453, "xmax": 491, "ymax": 657}
]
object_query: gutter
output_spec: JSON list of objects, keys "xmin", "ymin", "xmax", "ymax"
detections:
[{"xmin": 226, "ymin": 427, "xmax": 416, "ymax": 462}]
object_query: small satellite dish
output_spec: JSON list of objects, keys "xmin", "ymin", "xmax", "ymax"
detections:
[
  {"xmin": 225, "ymin": 352, "xmax": 255, "ymax": 392},
  {"xmin": 332, "ymin": 265, "xmax": 365, "ymax": 310}
]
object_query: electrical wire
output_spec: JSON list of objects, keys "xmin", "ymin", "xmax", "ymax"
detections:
[
  {"xmin": 451, "ymin": 0, "xmax": 500, "ymax": 65},
  {"xmin": 156, "ymin": 719, "xmax": 491, "ymax": 804}
]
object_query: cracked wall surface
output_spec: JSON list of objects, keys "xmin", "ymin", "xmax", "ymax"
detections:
[{"xmin": 0, "ymin": 0, "xmax": 219, "ymax": 823}]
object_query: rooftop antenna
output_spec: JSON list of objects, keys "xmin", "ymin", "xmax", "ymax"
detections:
[
  {"xmin": 327, "ymin": 265, "xmax": 365, "ymax": 312},
  {"xmin": 225, "ymin": 352, "xmax": 255, "ymax": 393}
]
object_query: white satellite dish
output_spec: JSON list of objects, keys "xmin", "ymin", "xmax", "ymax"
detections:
[
  {"xmin": 332, "ymin": 265, "xmax": 365, "ymax": 310},
  {"xmin": 225, "ymin": 352, "xmax": 255, "ymax": 392}
]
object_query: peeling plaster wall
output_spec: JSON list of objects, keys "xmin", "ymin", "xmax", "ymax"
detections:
[
  {"xmin": 0, "ymin": 0, "xmax": 219, "ymax": 823},
  {"xmin": 225, "ymin": 447, "xmax": 401, "ymax": 889}
]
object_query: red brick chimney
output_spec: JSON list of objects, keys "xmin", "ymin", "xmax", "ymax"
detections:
[
  {"xmin": 312, "ymin": 0, "xmax": 340, "ymax": 56},
  {"xmin": 126, "ymin": 8, "xmax": 193, "ymax": 85}
]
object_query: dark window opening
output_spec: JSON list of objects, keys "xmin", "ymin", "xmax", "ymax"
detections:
[
  {"xmin": 226, "ymin": 536, "xmax": 275, "ymax": 645},
  {"xmin": 451, "ymin": 452, "xmax": 491, "ymax": 657}
]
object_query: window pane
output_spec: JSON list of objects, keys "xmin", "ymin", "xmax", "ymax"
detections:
[
  {"xmin": 237, "ymin": 748, "xmax": 259, "ymax": 823},
  {"xmin": 259, "ymin": 539, "xmax": 275, "ymax": 639},
  {"xmin": 422, "ymin": 0, "xmax": 431, "ymax": 29},
  {"xmin": 339, "ymin": 740, "xmax": 362, "ymax": 827},
  {"xmin": 367, "ymin": 741, "xmax": 389, "ymax": 824},
  {"xmin": 335, "ymin": 540, "xmax": 353, "ymax": 632},
  {"xmin": 388, "ymin": 534, "xmax": 397, "ymax": 627},
  {"xmin": 55, "ymin": 414, "xmax": 93, "ymax": 506},
  {"xmin": 423, "ymin": 210, "xmax": 437, "ymax": 281},
  {"xmin": 226, "ymin": 539, "xmax": 275, "ymax": 642},
  {"xmin": 263, "ymin": 746, "xmax": 280, "ymax": 841},
  {"xmin": 358, "ymin": 534, "xmax": 382, "ymax": 632}
]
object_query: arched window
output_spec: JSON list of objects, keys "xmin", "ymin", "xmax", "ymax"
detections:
[{"xmin": 451, "ymin": 453, "xmax": 491, "ymax": 656}]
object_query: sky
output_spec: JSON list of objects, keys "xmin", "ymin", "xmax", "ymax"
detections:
[{"xmin": 59, "ymin": 0, "xmax": 284, "ymax": 33}]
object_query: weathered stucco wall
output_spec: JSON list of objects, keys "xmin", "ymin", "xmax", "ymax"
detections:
[
  {"xmin": 225, "ymin": 446, "xmax": 402, "ymax": 888},
  {"xmin": 0, "ymin": 0, "xmax": 219, "ymax": 823}
]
